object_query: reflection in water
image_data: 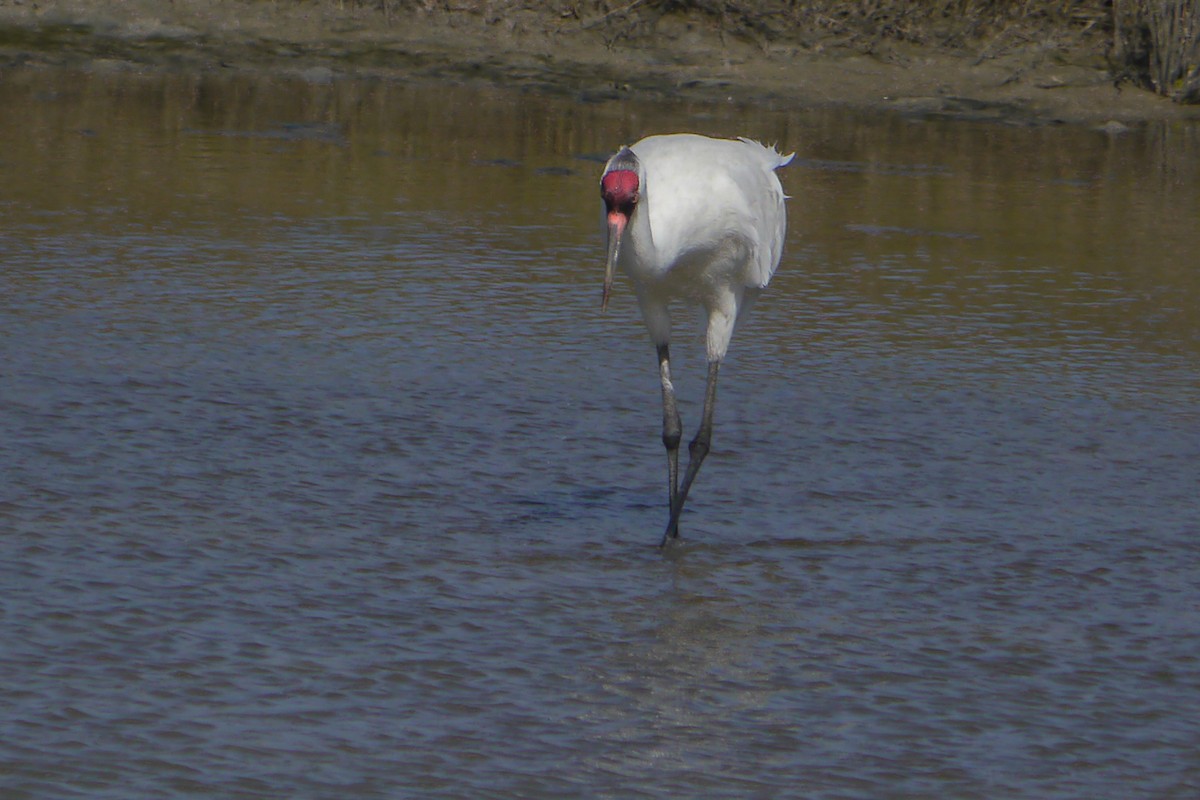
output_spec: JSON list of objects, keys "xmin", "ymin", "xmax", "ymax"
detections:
[{"xmin": 2, "ymin": 67, "xmax": 1198, "ymax": 798}]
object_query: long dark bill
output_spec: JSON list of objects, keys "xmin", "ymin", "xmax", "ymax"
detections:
[{"xmin": 602, "ymin": 212, "xmax": 625, "ymax": 312}]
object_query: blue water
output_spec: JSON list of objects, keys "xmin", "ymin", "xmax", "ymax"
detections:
[{"xmin": 2, "ymin": 68, "xmax": 1199, "ymax": 798}]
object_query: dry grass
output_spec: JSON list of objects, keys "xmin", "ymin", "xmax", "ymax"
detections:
[
  {"xmin": 338, "ymin": 0, "xmax": 1198, "ymax": 101},
  {"xmin": 1114, "ymin": 0, "xmax": 1200, "ymax": 101},
  {"xmin": 381, "ymin": 0, "xmax": 1109, "ymax": 45}
]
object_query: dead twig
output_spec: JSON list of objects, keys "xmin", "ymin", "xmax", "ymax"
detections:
[{"xmin": 582, "ymin": 0, "xmax": 655, "ymax": 31}]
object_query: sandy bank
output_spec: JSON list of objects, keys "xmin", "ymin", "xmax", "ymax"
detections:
[{"xmin": 2, "ymin": 0, "xmax": 1198, "ymax": 126}]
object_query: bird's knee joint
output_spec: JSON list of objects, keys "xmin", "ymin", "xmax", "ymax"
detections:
[
  {"xmin": 662, "ymin": 427, "xmax": 682, "ymax": 451},
  {"xmin": 688, "ymin": 436, "xmax": 710, "ymax": 459}
]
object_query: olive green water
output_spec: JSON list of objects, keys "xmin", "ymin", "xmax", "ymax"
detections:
[{"xmin": 2, "ymin": 67, "xmax": 1198, "ymax": 798}]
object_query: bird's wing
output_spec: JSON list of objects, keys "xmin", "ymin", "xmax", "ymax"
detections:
[
  {"xmin": 630, "ymin": 134, "xmax": 793, "ymax": 288},
  {"xmin": 736, "ymin": 139, "xmax": 793, "ymax": 289}
]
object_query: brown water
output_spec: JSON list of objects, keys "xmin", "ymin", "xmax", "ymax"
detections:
[{"xmin": 2, "ymin": 67, "xmax": 1199, "ymax": 798}]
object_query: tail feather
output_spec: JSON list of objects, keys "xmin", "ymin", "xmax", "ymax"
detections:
[{"xmin": 738, "ymin": 136, "xmax": 795, "ymax": 170}]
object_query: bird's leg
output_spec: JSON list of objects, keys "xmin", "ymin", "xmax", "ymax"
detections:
[
  {"xmin": 657, "ymin": 344, "xmax": 683, "ymax": 542},
  {"xmin": 661, "ymin": 360, "xmax": 720, "ymax": 547}
]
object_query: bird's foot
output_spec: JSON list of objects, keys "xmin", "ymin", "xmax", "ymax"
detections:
[{"xmin": 659, "ymin": 525, "xmax": 680, "ymax": 549}]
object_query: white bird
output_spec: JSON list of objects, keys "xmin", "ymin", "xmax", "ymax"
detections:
[{"xmin": 599, "ymin": 133, "xmax": 793, "ymax": 546}]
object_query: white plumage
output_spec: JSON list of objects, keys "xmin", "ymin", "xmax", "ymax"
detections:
[{"xmin": 599, "ymin": 133, "xmax": 793, "ymax": 545}]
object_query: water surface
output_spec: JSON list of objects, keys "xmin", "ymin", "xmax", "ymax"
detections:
[{"xmin": 2, "ymin": 68, "xmax": 1199, "ymax": 798}]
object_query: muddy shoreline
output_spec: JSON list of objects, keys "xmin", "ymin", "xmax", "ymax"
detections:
[{"xmin": 3, "ymin": 0, "xmax": 1198, "ymax": 127}]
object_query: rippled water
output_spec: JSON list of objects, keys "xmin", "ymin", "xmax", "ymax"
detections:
[{"xmin": 2, "ymin": 67, "xmax": 1199, "ymax": 798}]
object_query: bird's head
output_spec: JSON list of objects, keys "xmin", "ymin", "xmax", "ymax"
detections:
[{"xmin": 600, "ymin": 147, "xmax": 641, "ymax": 312}]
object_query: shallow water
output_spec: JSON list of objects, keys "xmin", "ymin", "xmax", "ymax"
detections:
[{"xmin": 2, "ymin": 68, "xmax": 1199, "ymax": 798}]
